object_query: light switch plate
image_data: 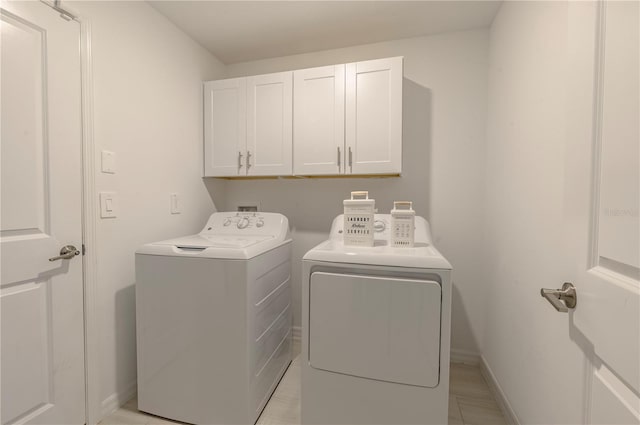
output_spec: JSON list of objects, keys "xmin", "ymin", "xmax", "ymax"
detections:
[
  {"xmin": 100, "ymin": 192, "xmax": 117, "ymax": 218},
  {"xmin": 170, "ymin": 193, "xmax": 181, "ymax": 214},
  {"xmin": 101, "ymin": 151, "xmax": 116, "ymax": 174}
]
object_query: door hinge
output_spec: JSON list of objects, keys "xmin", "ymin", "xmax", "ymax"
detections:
[{"xmin": 42, "ymin": 0, "xmax": 77, "ymax": 21}]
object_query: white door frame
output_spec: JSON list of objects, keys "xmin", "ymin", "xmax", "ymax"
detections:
[
  {"xmin": 78, "ymin": 16, "xmax": 101, "ymax": 425},
  {"xmin": 50, "ymin": 1, "xmax": 102, "ymax": 423}
]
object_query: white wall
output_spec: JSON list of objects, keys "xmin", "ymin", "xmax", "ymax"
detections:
[
  {"xmin": 72, "ymin": 1, "xmax": 226, "ymax": 416},
  {"xmin": 221, "ymin": 30, "xmax": 490, "ymax": 356},
  {"xmin": 483, "ymin": 2, "xmax": 590, "ymax": 423}
]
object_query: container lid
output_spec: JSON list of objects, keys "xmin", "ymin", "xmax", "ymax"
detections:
[
  {"xmin": 391, "ymin": 201, "xmax": 415, "ymax": 214},
  {"xmin": 344, "ymin": 191, "xmax": 375, "ymax": 206},
  {"xmin": 351, "ymin": 191, "xmax": 369, "ymax": 200}
]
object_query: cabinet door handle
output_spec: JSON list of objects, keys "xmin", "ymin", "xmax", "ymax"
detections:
[
  {"xmin": 247, "ymin": 150, "xmax": 252, "ymax": 168},
  {"xmin": 348, "ymin": 147, "xmax": 353, "ymax": 168},
  {"xmin": 337, "ymin": 147, "xmax": 341, "ymax": 167},
  {"xmin": 238, "ymin": 151, "xmax": 243, "ymax": 169}
]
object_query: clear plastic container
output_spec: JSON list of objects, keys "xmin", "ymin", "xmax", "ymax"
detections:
[{"xmin": 343, "ymin": 191, "xmax": 375, "ymax": 247}]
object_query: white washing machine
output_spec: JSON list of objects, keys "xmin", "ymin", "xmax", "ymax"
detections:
[
  {"xmin": 302, "ymin": 214, "xmax": 452, "ymax": 425},
  {"xmin": 135, "ymin": 212, "xmax": 292, "ymax": 425}
]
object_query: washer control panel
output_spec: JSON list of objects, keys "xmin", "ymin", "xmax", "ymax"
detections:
[
  {"xmin": 200, "ymin": 212, "xmax": 285, "ymax": 237},
  {"xmin": 221, "ymin": 213, "xmax": 264, "ymax": 229}
]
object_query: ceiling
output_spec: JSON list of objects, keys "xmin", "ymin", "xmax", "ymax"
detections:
[{"xmin": 149, "ymin": 1, "xmax": 502, "ymax": 64}]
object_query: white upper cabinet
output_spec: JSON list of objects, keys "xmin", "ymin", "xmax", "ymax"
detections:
[
  {"xmin": 204, "ymin": 72, "xmax": 292, "ymax": 177},
  {"xmin": 293, "ymin": 65, "xmax": 345, "ymax": 175},
  {"xmin": 345, "ymin": 57, "xmax": 403, "ymax": 175},
  {"xmin": 204, "ymin": 78, "xmax": 246, "ymax": 177},
  {"xmin": 246, "ymin": 72, "xmax": 293, "ymax": 176},
  {"xmin": 204, "ymin": 57, "xmax": 402, "ymax": 177}
]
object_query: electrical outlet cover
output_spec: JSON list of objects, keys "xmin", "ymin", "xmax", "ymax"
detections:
[
  {"xmin": 170, "ymin": 193, "xmax": 181, "ymax": 214},
  {"xmin": 101, "ymin": 151, "xmax": 116, "ymax": 174}
]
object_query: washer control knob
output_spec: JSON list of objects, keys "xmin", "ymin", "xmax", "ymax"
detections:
[
  {"xmin": 256, "ymin": 220, "xmax": 264, "ymax": 228},
  {"xmin": 237, "ymin": 217, "xmax": 250, "ymax": 229},
  {"xmin": 374, "ymin": 220, "xmax": 386, "ymax": 232},
  {"xmin": 223, "ymin": 218, "xmax": 231, "ymax": 227}
]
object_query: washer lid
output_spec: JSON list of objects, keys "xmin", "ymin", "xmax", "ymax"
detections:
[
  {"xmin": 136, "ymin": 234, "xmax": 287, "ymax": 259},
  {"xmin": 136, "ymin": 212, "xmax": 292, "ymax": 259},
  {"xmin": 156, "ymin": 234, "xmax": 273, "ymax": 249}
]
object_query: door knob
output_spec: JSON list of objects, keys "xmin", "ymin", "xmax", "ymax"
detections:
[
  {"xmin": 49, "ymin": 245, "xmax": 80, "ymax": 262},
  {"xmin": 540, "ymin": 282, "xmax": 577, "ymax": 312}
]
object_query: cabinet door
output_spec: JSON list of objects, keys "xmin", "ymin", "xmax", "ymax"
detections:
[
  {"xmin": 246, "ymin": 72, "xmax": 293, "ymax": 176},
  {"xmin": 293, "ymin": 65, "xmax": 345, "ymax": 175},
  {"xmin": 204, "ymin": 78, "xmax": 246, "ymax": 176},
  {"xmin": 345, "ymin": 57, "xmax": 403, "ymax": 174}
]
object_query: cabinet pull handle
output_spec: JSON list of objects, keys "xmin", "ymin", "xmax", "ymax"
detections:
[
  {"xmin": 348, "ymin": 147, "xmax": 353, "ymax": 168},
  {"xmin": 247, "ymin": 150, "xmax": 252, "ymax": 168},
  {"xmin": 337, "ymin": 147, "xmax": 341, "ymax": 167},
  {"xmin": 238, "ymin": 151, "xmax": 243, "ymax": 169}
]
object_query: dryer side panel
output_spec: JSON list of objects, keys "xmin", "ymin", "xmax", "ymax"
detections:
[{"xmin": 309, "ymin": 272, "xmax": 441, "ymax": 388}]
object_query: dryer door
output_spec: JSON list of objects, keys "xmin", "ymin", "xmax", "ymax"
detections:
[{"xmin": 309, "ymin": 272, "xmax": 441, "ymax": 388}]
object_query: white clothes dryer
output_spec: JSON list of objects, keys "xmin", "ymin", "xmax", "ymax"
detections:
[
  {"xmin": 302, "ymin": 214, "xmax": 452, "ymax": 425},
  {"xmin": 135, "ymin": 212, "xmax": 292, "ymax": 425}
]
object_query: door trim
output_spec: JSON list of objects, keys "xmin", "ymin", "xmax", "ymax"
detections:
[
  {"xmin": 587, "ymin": 0, "xmax": 605, "ymax": 271},
  {"xmin": 76, "ymin": 7, "xmax": 101, "ymax": 425}
]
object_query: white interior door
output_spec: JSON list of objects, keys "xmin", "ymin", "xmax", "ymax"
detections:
[
  {"xmin": 1, "ymin": 1, "xmax": 85, "ymax": 424},
  {"xmin": 565, "ymin": 2, "xmax": 639, "ymax": 423}
]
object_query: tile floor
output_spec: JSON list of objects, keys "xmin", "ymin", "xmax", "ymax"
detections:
[{"xmin": 102, "ymin": 343, "xmax": 507, "ymax": 425}]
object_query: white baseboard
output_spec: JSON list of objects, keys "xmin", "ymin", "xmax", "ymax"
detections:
[
  {"xmin": 292, "ymin": 325, "xmax": 301, "ymax": 342},
  {"xmin": 450, "ymin": 348, "xmax": 481, "ymax": 365},
  {"xmin": 100, "ymin": 380, "xmax": 137, "ymax": 420},
  {"xmin": 479, "ymin": 356, "xmax": 520, "ymax": 425}
]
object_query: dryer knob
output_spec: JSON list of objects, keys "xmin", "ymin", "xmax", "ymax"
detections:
[
  {"xmin": 223, "ymin": 218, "xmax": 231, "ymax": 227},
  {"xmin": 256, "ymin": 220, "xmax": 264, "ymax": 228},
  {"xmin": 237, "ymin": 217, "xmax": 249, "ymax": 229}
]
